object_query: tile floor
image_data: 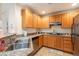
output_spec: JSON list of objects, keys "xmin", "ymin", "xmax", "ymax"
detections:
[{"xmin": 34, "ymin": 47, "xmax": 73, "ymax": 56}]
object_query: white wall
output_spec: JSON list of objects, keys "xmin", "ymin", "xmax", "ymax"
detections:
[
  {"xmin": 8, "ymin": 3, "xmax": 23, "ymax": 34},
  {"xmin": 14, "ymin": 4, "xmax": 22, "ymax": 34},
  {"xmin": 0, "ymin": 3, "xmax": 23, "ymax": 35},
  {"xmin": 0, "ymin": 3, "xmax": 9, "ymax": 34}
]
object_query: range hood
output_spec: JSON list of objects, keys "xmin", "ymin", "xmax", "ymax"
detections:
[{"xmin": 49, "ymin": 22, "xmax": 62, "ymax": 26}]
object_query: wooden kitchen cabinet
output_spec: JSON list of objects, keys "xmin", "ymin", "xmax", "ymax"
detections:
[
  {"xmin": 43, "ymin": 35, "xmax": 56, "ymax": 47},
  {"xmin": 39, "ymin": 36, "xmax": 43, "ymax": 47},
  {"xmin": 49, "ymin": 15, "xmax": 56, "ymax": 23},
  {"xmin": 22, "ymin": 9, "xmax": 33, "ymax": 28},
  {"xmin": 37, "ymin": 15, "xmax": 42, "ymax": 28},
  {"xmin": 63, "ymin": 37, "xmax": 73, "ymax": 53},
  {"xmin": 43, "ymin": 35, "xmax": 73, "ymax": 53},
  {"xmin": 33, "ymin": 14, "xmax": 38, "ymax": 28},
  {"xmin": 49, "ymin": 14, "xmax": 62, "ymax": 23},
  {"xmin": 43, "ymin": 35, "xmax": 49, "ymax": 47},
  {"xmin": 42, "ymin": 16, "xmax": 49, "ymax": 28},
  {"xmin": 54, "ymin": 14, "xmax": 62, "ymax": 22},
  {"xmin": 33, "ymin": 15, "xmax": 49, "ymax": 28},
  {"xmin": 22, "ymin": 9, "xmax": 49, "ymax": 28},
  {"xmin": 55, "ymin": 37, "xmax": 63, "ymax": 50},
  {"xmin": 61, "ymin": 13, "xmax": 73, "ymax": 28},
  {"xmin": 48, "ymin": 36, "xmax": 56, "ymax": 48}
]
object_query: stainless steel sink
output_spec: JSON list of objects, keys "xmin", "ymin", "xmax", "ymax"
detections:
[{"xmin": 6, "ymin": 39, "xmax": 30, "ymax": 51}]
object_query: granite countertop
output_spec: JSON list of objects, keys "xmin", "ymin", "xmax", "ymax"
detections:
[
  {"xmin": 26, "ymin": 34, "xmax": 43, "ymax": 39},
  {"xmin": 0, "ymin": 48, "xmax": 33, "ymax": 56},
  {"xmin": 25, "ymin": 34, "xmax": 71, "ymax": 39},
  {"xmin": 0, "ymin": 33, "xmax": 16, "ymax": 39},
  {"xmin": 0, "ymin": 33, "xmax": 71, "ymax": 56},
  {"xmin": 43, "ymin": 34, "xmax": 71, "ymax": 37}
]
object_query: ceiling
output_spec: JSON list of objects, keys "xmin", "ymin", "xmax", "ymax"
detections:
[{"xmin": 19, "ymin": 3, "xmax": 79, "ymax": 15}]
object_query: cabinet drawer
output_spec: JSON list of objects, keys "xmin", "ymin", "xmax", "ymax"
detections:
[{"xmin": 64, "ymin": 41, "xmax": 71, "ymax": 44}]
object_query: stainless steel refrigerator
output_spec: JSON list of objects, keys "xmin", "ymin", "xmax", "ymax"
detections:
[{"xmin": 72, "ymin": 14, "xmax": 79, "ymax": 55}]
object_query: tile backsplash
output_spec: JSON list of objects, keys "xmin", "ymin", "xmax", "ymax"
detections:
[
  {"xmin": 23, "ymin": 26, "xmax": 71, "ymax": 35},
  {"xmin": 40, "ymin": 26, "xmax": 71, "ymax": 34},
  {"xmin": 23, "ymin": 28, "xmax": 38, "ymax": 33}
]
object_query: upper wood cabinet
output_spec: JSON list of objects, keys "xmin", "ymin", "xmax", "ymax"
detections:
[
  {"xmin": 62, "ymin": 13, "xmax": 73, "ymax": 28},
  {"xmin": 49, "ymin": 14, "xmax": 62, "ymax": 23},
  {"xmin": 37, "ymin": 15, "xmax": 42, "ymax": 28},
  {"xmin": 33, "ymin": 14, "xmax": 38, "ymax": 28},
  {"xmin": 49, "ymin": 15, "xmax": 56, "ymax": 22},
  {"xmin": 42, "ymin": 16, "xmax": 49, "ymax": 28},
  {"xmin": 61, "ymin": 9, "xmax": 79, "ymax": 28},
  {"xmin": 22, "ymin": 9, "xmax": 33, "ymax": 28},
  {"xmin": 54, "ymin": 14, "xmax": 62, "ymax": 22}
]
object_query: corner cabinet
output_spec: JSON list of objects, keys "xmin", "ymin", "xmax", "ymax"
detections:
[{"xmin": 22, "ymin": 9, "xmax": 33, "ymax": 28}]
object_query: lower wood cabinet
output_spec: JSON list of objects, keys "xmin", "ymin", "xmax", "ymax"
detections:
[
  {"xmin": 54, "ymin": 37, "xmax": 63, "ymax": 50},
  {"xmin": 63, "ymin": 37, "xmax": 73, "ymax": 53},
  {"xmin": 48, "ymin": 36, "xmax": 56, "ymax": 48},
  {"xmin": 41, "ymin": 35, "xmax": 73, "ymax": 53},
  {"xmin": 39, "ymin": 36, "xmax": 43, "ymax": 47},
  {"xmin": 43, "ymin": 35, "xmax": 49, "ymax": 47}
]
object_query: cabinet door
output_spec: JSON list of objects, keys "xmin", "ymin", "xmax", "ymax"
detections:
[
  {"xmin": 49, "ymin": 14, "xmax": 62, "ymax": 23},
  {"xmin": 42, "ymin": 16, "xmax": 49, "ymax": 28},
  {"xmin": 33, "ymin": 14, "xmax": 38, "ymax": 28},
  {"xmin": 39, "ymin": 36, "xmax": 43, "ymax": 47},
  {"xmin": 54, "ymin": 37, "xmax": 62, "ymax": 50},
  {"xmin": 63, "ymin": 37, "xmax": 73, "ymax": 53},
  {"xmin": 22, "ymin": 9, "xmax": 33, "ymax": 28},
  {"xmin": 62, "ymin": 13, "xmax": 73, "ymax": 28},
  {"xmin": 22, "ymin": 9, "xmax": 27, "ymax": 28},
  {"xmin": 55, "ymin": 14, "xmax": 62, "ymax": 23},
  {"xmin": 43, "ymin": 36, "xmax": 49, "ymax": 46},
  {"xmin": 37, "ymin": 16, "xmax": 42, "ymax": 28},
  {"xmin": 48, "ymin": 36, "xmax": 56, "ymax": 48},
  {"xmin": 49, "ymin": 16, "xmax": 56, "ymax": 23},
  {"xmin": 62, "ymin": 13, "xmax": 70, "ymax": 28}
]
